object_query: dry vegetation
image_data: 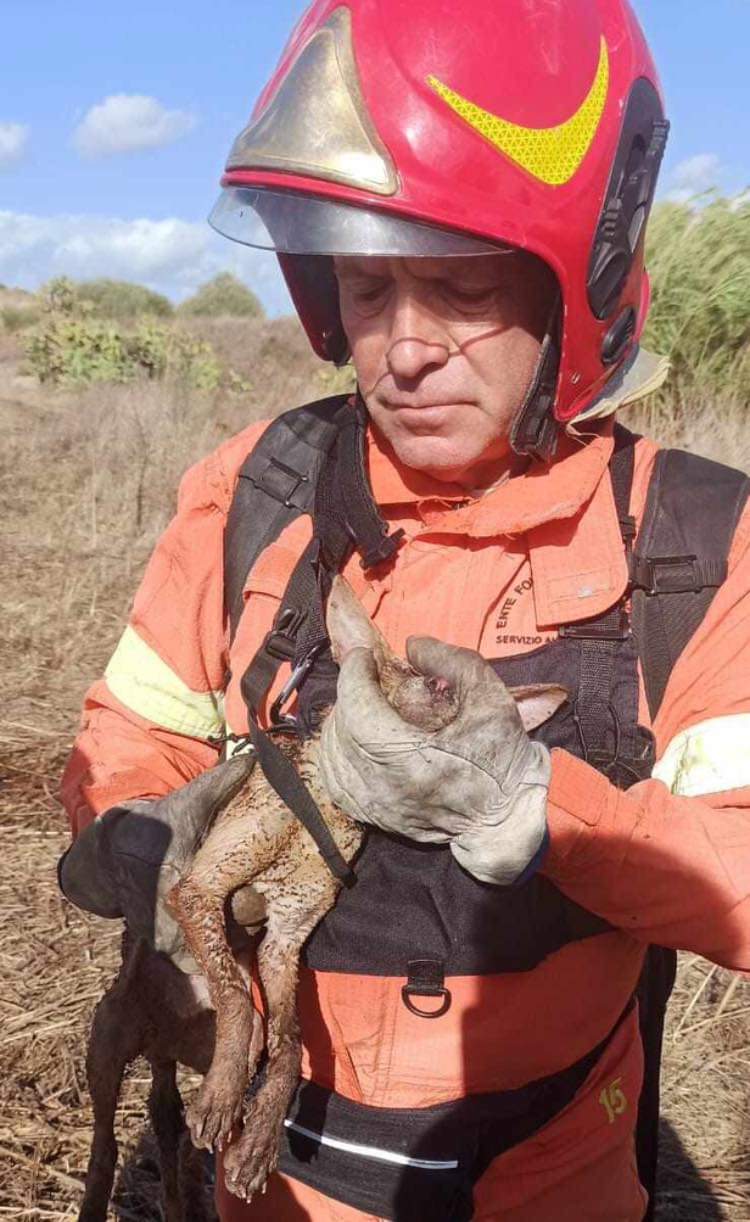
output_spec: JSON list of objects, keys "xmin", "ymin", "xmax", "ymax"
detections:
[{"xmin": 2, "ymin": 201, "xmax": 750, "ymax": 1219}]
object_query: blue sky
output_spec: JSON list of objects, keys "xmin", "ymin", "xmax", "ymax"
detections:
[{"xmin": 1, "ymin": 0, "xmax": 748, "ymax": 314}]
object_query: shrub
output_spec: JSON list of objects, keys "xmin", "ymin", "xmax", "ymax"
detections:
[
  {"xmin": 178, "ymin": 272, "xmax": 265, "ymax": 319},
  {"xmin": 130, "ymin": 324, "xmax": 222, "ymax": 391},
  {"xmin": 25, "ymin": 318, "xmax": 133, "ymax": 383},
  {"xmin": 76, "ymin": 278, "xmax": 174, "ymax": 320},
  {"xmin": 41, "ymin": 277, "xmax": 79, "ymax": 316},
  {"xmin": 24, "ymin": 308, "xmax": 222, "ymax": 390}
]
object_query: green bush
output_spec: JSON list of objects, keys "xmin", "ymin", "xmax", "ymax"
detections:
[
  {"xmin": 25, "ymin": 318, "xmax": 133, "ymax": 383},
  {"xmin": 24, "ymin": 307, "xmax": 222, "ymax": 390},
  {"xmin": 644, "ymin": 196, "xmax": 750, "ymax": 403},
  {"xmin": 76, "ymin": 278, "xmax": 174, "ymax": 320},
  {"xmin": 178, "ymin": 272, "xmax": 265, "ymax": 319},
  {"xmin": 130, "ymin": 324, "xmax": 222, "ymax": 391},
  {"xmin": 41, "ymin": 277, "xmax": 79, "ymax": 316}
]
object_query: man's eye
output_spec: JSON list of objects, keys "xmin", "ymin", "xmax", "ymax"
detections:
[
  {"xmin": 444, "ymin": 284, "xmax": 497, "ymax": 307},
  {"xmin": 347, "ymin": 281, "xmax": 390, "ymax": 309}
]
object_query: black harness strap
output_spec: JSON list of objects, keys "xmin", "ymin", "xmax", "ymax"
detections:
[
  {"xmin": 334, "ymin": 398, "xmax": 406, "ymax": 570},
  {"xmin": 224, "ymin": 396, "xmax": 349, "ymax": 645},
  {"xmin": 560, "ymin": 426, "xmax": 637, "ymax": 780},
  {"xmin": 238, "ymin": 397, "xmax": 406, "ymax": 726},
  {"xmin": 631, "ymin": 447, "xmax": 750, "ymax": 719},
  {"xmin": 233, "ymin": 398, "xmax": 405, "ymax": 891},
  {"xmin": 239, "ymin": 537, "xmax": 324, "ymax": 721},
  {"xmin": 626, "ymin": 445, "xmax": 749, "ymax": 1221}
]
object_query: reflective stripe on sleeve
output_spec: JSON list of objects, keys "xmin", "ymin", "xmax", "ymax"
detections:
[
  {"xmin": 652, "ymin": 714, "xmax": 750, "ymax": 797},
  {"xmin": 105, "ymin": 625, "xmax": 225, "ymax": 739}
]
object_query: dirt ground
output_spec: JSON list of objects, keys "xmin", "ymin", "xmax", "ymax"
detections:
[{"xmin": 1, "ymin": 332, "xmax": 749, "ymax": 1220}]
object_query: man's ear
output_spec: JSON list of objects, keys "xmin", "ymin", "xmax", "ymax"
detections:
[{"xmin": 510, "ymin": 684, "xmax": 568, "ymax": 731}]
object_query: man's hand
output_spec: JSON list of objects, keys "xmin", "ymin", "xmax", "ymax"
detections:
[
  {"xmin": 57, "ymin": 754, "xmax": 255, "ymax": 970},
  {"xmin": 319, "ymin": 638, "xmax": 552, "ymax": 886}
]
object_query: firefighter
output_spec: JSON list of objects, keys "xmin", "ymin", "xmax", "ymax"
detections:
[{"xmin": 59, "ymin": 1, "xmax": 750, "ymax": 1218}]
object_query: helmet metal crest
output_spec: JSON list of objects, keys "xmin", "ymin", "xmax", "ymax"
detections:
[{"xmin": 227, "ymin": 7, "xmax": 398, "ymax": 197}]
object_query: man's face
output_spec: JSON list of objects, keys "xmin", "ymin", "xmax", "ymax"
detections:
[{"xmin": 335, "ymin": 252, "xmax": 555, "ymax": 486}]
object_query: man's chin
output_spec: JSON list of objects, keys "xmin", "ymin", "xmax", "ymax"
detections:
[{"xmin": 388, "ymin": 431, "xmax": 481, "ymax": 484}]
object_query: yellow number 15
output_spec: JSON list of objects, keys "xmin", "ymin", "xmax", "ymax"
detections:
[{"xmin": 599, "ymin": 1077, "xmax": 628, "ymax": 1125}]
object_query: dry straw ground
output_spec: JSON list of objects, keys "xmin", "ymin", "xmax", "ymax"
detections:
[{"xmin": 2, "ymin": 296, "xmax": 750, "ymax": 1218}]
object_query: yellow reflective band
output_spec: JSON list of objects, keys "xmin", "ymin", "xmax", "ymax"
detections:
[
  {"xmin": 652, "ymin": 714, "xmax": 750, "ymax": 797},
  {"xmin": 105, "ymin": 626, "xmax": 225, "ymax": 740},
  {"xmin": 428, "ymin": 38, "xmax": 609, "ymax": 187}
]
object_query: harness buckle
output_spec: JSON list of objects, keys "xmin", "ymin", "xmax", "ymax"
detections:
[
  {"xmin": 265, "ymin": 607, "xmax": 305, "ymax": 660},
  {"xmin": 359, "ymin": 528, "xmax": 406, "ymax": 571},
  {"xmin": 249, "ymin": 457, "xmax": 310, "ymax": 510},
  {"xmin": 631, "ymin": 554, "xmax": 701, "ymax": 595},
  {"xmin": 559, "ymin": 607, "xmax": 630, "ymax": 641}
]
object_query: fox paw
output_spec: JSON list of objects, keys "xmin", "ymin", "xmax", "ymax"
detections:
[
  {"xmin": 222, "ymin": 1106, "xmax": 282, "ymax": 1202},
  {"xmin": 186, "ymin": 1077, "xmax": 243, "ymax": 1152}
]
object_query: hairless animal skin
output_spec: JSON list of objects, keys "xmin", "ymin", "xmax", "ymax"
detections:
[{"xmin": 77, "ymin": 577, "xmax": 565, "ymax": 1217}]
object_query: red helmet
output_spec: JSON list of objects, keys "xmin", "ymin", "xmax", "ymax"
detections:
[{"xmin": 211, "ymin": 0, "xmax": 668, "ymax": 452}]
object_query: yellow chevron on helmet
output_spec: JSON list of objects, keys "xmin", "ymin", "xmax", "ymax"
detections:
[{"xmin": 427, "ymin": 38, "xmax": 610, "ymax": 187}]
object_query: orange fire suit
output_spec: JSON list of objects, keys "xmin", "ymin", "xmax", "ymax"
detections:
[{"xmin": 61, "ymin": 414, "xmax": 750, "ymax": 1221}]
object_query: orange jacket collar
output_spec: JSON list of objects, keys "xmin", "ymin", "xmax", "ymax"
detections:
[{"xmin": 366, "ymin": 423, "xmax": 628, "ymax": 627}]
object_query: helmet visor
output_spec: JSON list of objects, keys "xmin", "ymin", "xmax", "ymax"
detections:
[{"xmin": 209, "ymin": 187, "xmax": 506, "ymax": 257}]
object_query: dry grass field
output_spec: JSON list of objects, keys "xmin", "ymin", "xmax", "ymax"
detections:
[{"xmin": 1, "ymin": 292, "xmax": 750, "ymax": 1219}]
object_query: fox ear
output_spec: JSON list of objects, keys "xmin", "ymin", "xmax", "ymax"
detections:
[
  {"xmin": 326, "ymin": 575, "xmax": 392, "ymax": 664},
  {"xmin": 510, "ymin": 684, "xmax": 568, "ymax": 731}
]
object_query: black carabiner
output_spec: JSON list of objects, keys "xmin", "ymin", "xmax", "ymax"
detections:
[{"xmin": 269, "ymin": 641, "xmax": 326, "ymax": 727}]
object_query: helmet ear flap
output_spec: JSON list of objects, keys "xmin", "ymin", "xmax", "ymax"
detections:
[
  {"xmin": 277, "ymin": 252, "xmax": 350, "ymax": 365},
  {"xmin": 587, "ymin": 80, "xmax": 669, "ymax": 325}
]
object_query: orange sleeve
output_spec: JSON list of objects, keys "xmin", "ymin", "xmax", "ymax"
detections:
[
  {"xmin": 543, "ymin": 502, "xmax": 750, "ymax": 969},
  {"xmin": 60, "ymin": 421, "xmax": 269, "ymax": 836}
]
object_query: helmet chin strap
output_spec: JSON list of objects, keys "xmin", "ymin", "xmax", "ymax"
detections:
[{"xmin": 510, "ymin": 294, "xmax": 562, "ymax": 463}]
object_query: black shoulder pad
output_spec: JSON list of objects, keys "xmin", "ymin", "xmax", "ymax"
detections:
[
  {"xmin": 224, "ymin": 395, "xmax": 350, "ymax": 643},
  {"xmin": 632, "ymin": 448, "xmax": 750, "ymax": 719}
]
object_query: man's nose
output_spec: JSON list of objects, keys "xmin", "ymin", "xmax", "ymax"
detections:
[{"xmin": 385, "ymin": 293, "xmax": 451, "ymax": 381}]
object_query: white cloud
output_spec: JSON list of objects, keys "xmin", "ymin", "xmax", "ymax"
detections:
[
  {"xmin": 664, "ymin": 153, "xmax": 724, "ymax": 203},
  {"xmin": 0, "ymin": 122, "xmax": 29, "ymax": 170},
  {"xmin": 0, "ymin": 210, "xmax": 291, "ymax": 315},
  {"xmin": 73, "ymin": 94, "xmax": 195, "ymax": 158}
]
